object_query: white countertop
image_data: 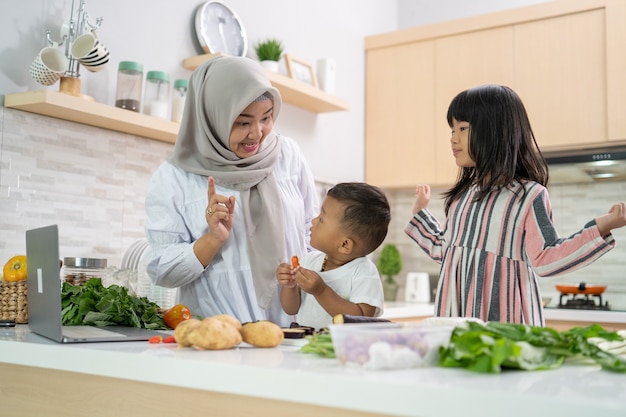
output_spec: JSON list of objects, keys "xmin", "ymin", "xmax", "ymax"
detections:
[
  {"xmin": 382, "ymin": 301, "xmax": 626, "ymax": 324},
  {"xmin": 1, "ymin": 324, "xmax": 625, "ymax": 417}
]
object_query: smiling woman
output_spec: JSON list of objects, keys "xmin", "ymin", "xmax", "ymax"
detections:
[{"xmin": 144, "ymin": 56, "xmax": 319, "ymax": 327}]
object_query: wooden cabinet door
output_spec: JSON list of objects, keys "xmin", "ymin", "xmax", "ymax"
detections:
[
  {"xmin": 365, "ymin": 41, "xmax": 436, "ymax": 188},
  {"xmin": 513, "ymin": 9, "xmax": 606, "ymax": 149},
  {"xmin": 434, "ymin": 26, "xmax": 516, "ymax": 185}
]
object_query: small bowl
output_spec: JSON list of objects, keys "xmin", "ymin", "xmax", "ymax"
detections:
[{"xmin": 329, "ymin": 321, "xmax": 454, "ymax": 370}]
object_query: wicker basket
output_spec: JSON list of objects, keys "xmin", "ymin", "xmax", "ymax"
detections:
[{"xmin": 0, "ymin": 280, "xmax": 28, "ymax": 323}]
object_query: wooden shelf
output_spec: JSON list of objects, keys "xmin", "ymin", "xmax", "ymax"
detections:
[
  {"xmin": 4, "ymin": 90, "xmax": 178, "ymax": 143},
  {"xmin": 182, "ymin": 54, "xmax": 350, "ymax": 113}
]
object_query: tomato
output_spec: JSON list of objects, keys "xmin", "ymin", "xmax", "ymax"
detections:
[
  {"xmin": 163, "ymin": 304, "xmax": 192, "ymax": 329},
  {"xmin": 3, "ymin": 255, "xmax": 28, "ymax": 282}
]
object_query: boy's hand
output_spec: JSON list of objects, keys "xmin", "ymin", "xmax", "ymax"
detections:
[
  {"xmin": 276, "ymin": 262, "xmax": 297, "ymax": 288},
  {"xmin": 412, "ymin": 184, "xmax": 431, "ymax": 215},
  {"xmin": 295, "ymin": 268, "xmax": 327, "ymax": 296}
]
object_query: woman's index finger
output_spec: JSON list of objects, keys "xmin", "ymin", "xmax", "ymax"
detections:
[{"xmin": 207, "ymin": 176, "xmax": 215, "ymax": 201}]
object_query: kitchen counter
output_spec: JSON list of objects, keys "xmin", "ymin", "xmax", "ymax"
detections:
[
  {"xmin": 382, "ymin": 302, "xmax": 626, "ymax": 329},
  {"xmin": 1, "ymin": 325, "xmax": 625, "ymax": 417}
]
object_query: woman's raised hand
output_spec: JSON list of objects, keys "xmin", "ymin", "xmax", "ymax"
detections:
[{"xmin": 206, "ymin": 176, "xmax": 236, "ymax": 242}]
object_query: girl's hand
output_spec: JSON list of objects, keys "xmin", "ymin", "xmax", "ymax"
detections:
[
  {"xmin": 596, "ymin": 202, "xmax": 626, "ymax": 236},
  {"xmin": 276, "ymin": 262, "xmax": 297, "ymax": 288},
  {"xmin": 412, "ymin": 184, "xmax": 431, "ymax": 215},
  {"xmin": 206, "ymin": 176, "xmax": 236, "ymax": 242}
]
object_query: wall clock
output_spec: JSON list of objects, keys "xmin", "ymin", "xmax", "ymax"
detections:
[{"xmin": 195, "ymin": 1, "xmax": 248, "ymax": 57}]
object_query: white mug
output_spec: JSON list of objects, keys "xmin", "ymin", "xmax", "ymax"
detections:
[
  {"xmin": 71, "ymin": 31, "xmax": 109, "ymax": 72},
  {"xmin": 405, "ymin": 272, "xmax": 431, "ymax": 303},
  {"xmin": 30, "ymin": 46, "xmax": 68, "ymax": 86}
]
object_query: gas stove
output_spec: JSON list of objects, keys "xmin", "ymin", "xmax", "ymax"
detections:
[{"xmin": 558, "ymin": 293, "xmax": 611, "ymax": 310}]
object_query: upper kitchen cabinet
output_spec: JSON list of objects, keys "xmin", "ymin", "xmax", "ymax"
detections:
[
  {"xmin": 365, "ymin": 41, "xmax": 436, "ymax": 188},
  {"xmin": 365, "ymin": 0, "xmax": 626, "ymax": 189}
]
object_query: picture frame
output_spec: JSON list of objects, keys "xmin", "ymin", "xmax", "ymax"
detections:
[{"xmin": 284, "ymin": 54, "xmax": 319, "ymax": 88}]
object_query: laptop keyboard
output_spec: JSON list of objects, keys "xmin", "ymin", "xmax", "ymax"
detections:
[{"xmin": 63, "ymin": 326, "xmax": 127, "ymax": 338}]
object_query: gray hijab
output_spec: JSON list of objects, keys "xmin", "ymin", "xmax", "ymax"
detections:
[{"xmin": 169, "ymin": 55, "xmax": 285, "ymax": 310}]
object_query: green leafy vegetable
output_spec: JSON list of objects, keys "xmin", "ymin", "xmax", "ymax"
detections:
[
  {"xmin": 439, "ymin": 321, "xmax": 626, "ymax": 373},
  {"xmin": 61, "ymin": 278, "xmax": 167, "ymax": 330},
  {"xmin": 299, "ymin": 331, "xmax": 336, "ymax": 358}
]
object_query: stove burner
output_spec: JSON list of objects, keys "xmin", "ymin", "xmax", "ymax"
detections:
[{"xmin": 558, "ymin": 293, "xmax": 611, "ymax": 310}]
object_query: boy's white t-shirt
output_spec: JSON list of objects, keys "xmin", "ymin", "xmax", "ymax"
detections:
[{"xmin": 295, "ymin": 251, "xmax": 384, "ymax": 330}]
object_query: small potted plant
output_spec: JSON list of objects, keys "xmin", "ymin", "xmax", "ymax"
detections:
[
  {"xmin": 254, "ymin": 38, "xmax": 283, "ymax": 72},
  {"xmin": 378, "ymin": 243, "xmax": 402, "ymax": 302}
]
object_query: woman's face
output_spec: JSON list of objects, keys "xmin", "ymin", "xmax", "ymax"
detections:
[
  {"xmin": 229, "ymin": 99, "xmax": 274, "ymax": 158},
  {"xmin": 450, "ymin": 118, "xmax": 475, "ymax": 168}
]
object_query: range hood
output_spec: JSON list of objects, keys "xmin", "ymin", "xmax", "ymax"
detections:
[{"xmin": 544, "ymin": 144, "xmax": 626, "ymax": 184}]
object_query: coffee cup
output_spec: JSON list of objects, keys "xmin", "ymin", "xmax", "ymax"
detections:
[
  {"xmin": 30, "ymin": 46, "xmax": 69, "ymax": 86},
  {"xmin": 71, "ymin": 31, "xmax": 109, "ymax": 72}
]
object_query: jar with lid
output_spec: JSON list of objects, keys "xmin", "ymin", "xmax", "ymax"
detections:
[
  {"xmin": 62, "ymin": 257, "xmax": 108, "ymax": 286},
  {"xmin": 143, "ymin": 70, "xmax": 170, "ymax": 119},
  {"xmin": 115, "ymin": 61, "xmax": 143, "ymax": 112},
  {"xmin": 171, "ymin": 78, "xmax": 188, "ymax": 123}
]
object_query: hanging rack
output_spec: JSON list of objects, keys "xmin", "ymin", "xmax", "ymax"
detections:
[{"xmin": 45, "ymin": 0, "xmax": 103, "ymax": 79}]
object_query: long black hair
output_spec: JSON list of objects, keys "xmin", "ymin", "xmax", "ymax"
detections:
[{"xmin": 443, "ymin": 84, "xmax": 549, "ymax": 215}]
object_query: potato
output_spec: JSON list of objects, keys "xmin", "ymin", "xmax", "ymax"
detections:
[
  {"xmin": 187, "ymin": 317, "xmax": 242, "ymax": 350},
  {"xmin": 241, "ymin": 320, "xmax": 284, "ymax": 348},
  {"xmin": 174, "ymin": 318, "xmax": 201, "ymax": 347},
  {"xmin": 212, "ymin": 313, "xmax": 242, "ymax": 331}
]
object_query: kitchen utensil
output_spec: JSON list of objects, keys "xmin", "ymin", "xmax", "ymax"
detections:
[{"xmin": 555, "ymin": 283, "xmax": 606, "ymax": 295}]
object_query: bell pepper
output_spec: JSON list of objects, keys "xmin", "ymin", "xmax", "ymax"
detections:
[
  {"xmin": 3, "ymin": 255, "xmax": 27, "ymax": 282},
  {"xmin": 163, "ymin": 304, "xmax": 192, "ymax": 329}
]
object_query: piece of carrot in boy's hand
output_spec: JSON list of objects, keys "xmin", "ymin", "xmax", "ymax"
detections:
[{"xmin": 291, "ymin": 255, "xmax": 300, "ymax": 268}]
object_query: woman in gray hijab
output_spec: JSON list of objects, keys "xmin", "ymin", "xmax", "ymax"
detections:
[{"xmin": 145, "ymin": 56, "xmax": 319, "ymax": 326}]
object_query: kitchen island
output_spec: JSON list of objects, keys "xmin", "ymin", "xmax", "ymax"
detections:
[{"xmin": 1, "ymin": 325, "xmax": 625, "ymax": 417}]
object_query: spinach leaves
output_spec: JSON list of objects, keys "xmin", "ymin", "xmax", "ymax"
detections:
[
  {"xmin": 439, "ymin": 321, "xmax": 626, "ymax": 373},
  {"xmin": 61, "ymin": 278, "xmax": 168, "ymax": 330}
]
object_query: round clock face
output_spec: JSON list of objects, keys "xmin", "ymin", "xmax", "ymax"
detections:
[{"xmin": 195, "ymin": 1, "xmax": 248, "ymax": 57}]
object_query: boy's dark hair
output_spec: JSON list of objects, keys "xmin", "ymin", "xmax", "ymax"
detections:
[
  {"xmin": 327, "ymin": 182, "xmax": 391, "ymax": 255},
  {"xmin": 443, "ymin": 84, "xmax": 549, "ymax": 215}
]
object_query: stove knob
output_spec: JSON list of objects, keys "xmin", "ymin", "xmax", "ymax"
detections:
[{"xmin": 578, "ymin": 282, "xmax": 586, "ymax": 291}]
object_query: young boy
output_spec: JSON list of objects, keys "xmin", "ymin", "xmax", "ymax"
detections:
[{"xmin": 276, "ymin": 182, "xmax": 391, "ymax": 330}]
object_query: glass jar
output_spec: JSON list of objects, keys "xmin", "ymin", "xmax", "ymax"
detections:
[
  {"xmin": 115, "ymin": 61, "xmax": 143, "ymax": 112},
  {"xmin": 143, "ymin": 70, "xmax": 170, "ymax": 119},
  {"xmin": 171, "ymin": 78, "xmax": 188, "ymax": 123},
  {"xmin": 62, "ymin": 257, "xmax": 108, "ymax": 286}
]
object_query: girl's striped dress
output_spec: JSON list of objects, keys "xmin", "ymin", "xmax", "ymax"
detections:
[{"xmin": 405, "ymin": 180, "xmax": 615, "ymax": 326}]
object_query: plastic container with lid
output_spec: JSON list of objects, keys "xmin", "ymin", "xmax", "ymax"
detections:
[
  {"xmin": 143, "ymin": 70, "xmax": 170, "ymax": 119},
  {"xmin": 171, "ymin": 78, "xmax": 188, "ymax": 123},
  {"xmin": 62, "ymin": 257, "xmax": 108, "ymax": 286},
  {"xmin": 115, "ymin": 61, "xmax": 143, "ymax": 112}
]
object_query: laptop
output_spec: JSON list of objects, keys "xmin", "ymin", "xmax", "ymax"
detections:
[{"xmin": 26, "ymin": 224, "xmax": 167, "ymax": 343}]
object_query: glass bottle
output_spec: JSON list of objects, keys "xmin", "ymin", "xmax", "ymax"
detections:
[
  {"xmin": 115, "ymin": 61, "xmax": 143, "ymax": 112},
  {"xmin": 62, "ymin": 257, "xmax": 108, "ymax": 286},
  {"xmin": 143, "ymin": 70, "xmax": 170, "ymax": 120},
  {"xmin": 171, "ymin": 79, "xmax": 188, "ymax": 123}
]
